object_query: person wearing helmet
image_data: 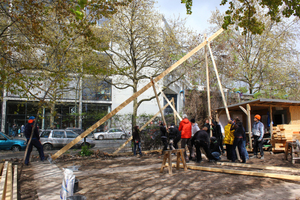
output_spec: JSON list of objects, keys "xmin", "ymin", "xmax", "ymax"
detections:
[{"xmin": 251, "ymin": 114, "xmax": 265, "ymax": 159}]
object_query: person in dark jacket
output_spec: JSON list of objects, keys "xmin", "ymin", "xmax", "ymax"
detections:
[
  {"xmin": 191, "ymin": 127, "xmax": 218, "ymax": 163},
  {"xmin": 231, "ymin": 118, "xmax": 246, "ymax": 163},
  {"xmin": 210, "ymin": 136, "xmax": 221, "ymax": 160},
  {"xmin": 168, "ymin": 123, "xmax": 177, "ymax": 150},
  {"xmin": 172, "ymin": 124, "xmax": 181, "ymax": 149},
  {"xmin": 132, "ymin": 125, "xmax": 142, "ymax": 156},
  {"xmin": 160, "ymin": 122, "xmax": 168, "ymax": 152},
  {"xmin": 24, "ymin": 116, "xmax": 45, "ymax": 166}
]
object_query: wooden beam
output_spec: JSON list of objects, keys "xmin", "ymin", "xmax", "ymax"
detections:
[
  {"xmin": 154, "ymin": 82, "xmax": 182, "ymax": 121},
  {"xmin": 205, "ymin": 34, "xmax": 212, "ymax": 137},
  {"xmin": 50, "ymin": 28, "xmax": 224, "ymax": 161},
  {"xmin": 216, "ymin": 161, "xmax": 300, "ymax": 173},
  {"xmin": 0, "ymin": 161, "xmax": 8, "ymax": 200},
  {"xmin": 172, "ymin": 163, "xmax": 300, "ymax": 182},
  {"xmin": 239, "ymin": 106, "xmax": 248, "ymax": 116},
  {"xmin": 151, "ymin": 78, "xmax": 166, "ymax": 126},
  {"xmin": 247, "ymin": 104, "xmax": 252, "ymax": 149},
  {"xmin": 207, "ymin": 42, "xmax": 230, "ymax": 121},
  {"xmin": 13, "ymin": 165, "xmax": 17, "ymax": 200},
  {"xmin": 112, "ymin": 99, "xmax": 174, "ymax": 155},
  {"xmin": 270, "ymin": 106, "xmax": 273, "ymax": 137},
  {"xmin": 172, "ymin": 97, "xmax": 177, "ymax": 125},
  {"xmin": 5, "ymin": 162, "xmax": 12, "ymax": 200}
]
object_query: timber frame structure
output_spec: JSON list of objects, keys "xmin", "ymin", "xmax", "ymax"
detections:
[{"xmin": 216, "ymin": 98, "xmax": 300, "ymax": 151}]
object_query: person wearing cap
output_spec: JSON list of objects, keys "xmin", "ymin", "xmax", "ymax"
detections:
[
  {"xmin": 251, "ymin": 114, "xmax": 265, "ymax": 159},
  {"xmin": 24, "ymin": 116, "xmax": 45, "ymax": 166},
  {"xmin": 179, "ymin": 114, "xmax": 192, "ymax": 162}
]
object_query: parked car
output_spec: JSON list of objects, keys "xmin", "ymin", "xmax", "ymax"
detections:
[
  {"xmin": 40, "ymin": 129, "xmax": 95, "ymax": 150},
  {"xmin": 0, "ymin": 132, "xmax": 27, "ymax": 151},
  {"xmin": 93, "ymin": 128, "xmax": 128, "ymax": 140}
]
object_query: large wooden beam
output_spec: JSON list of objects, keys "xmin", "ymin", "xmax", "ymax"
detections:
[
  {"xmin": 151, "ymin": 78, "xmax": 166, "ymax": 126},
  {"xmin": 0, "ymin": 161, "xmax": 8, "ymax": 200},
  {"xmin": 154, "ymin": 82, "xmax": 182, "ymax": 121},
  {"xmin": 50, "ymin": 28, "xmax": 224, "ymax": 161},
  {"xmin": 239, "ymin": 106, "xmax": 248, "ymax": 116},
  {"xmin": 112, "ymin": 99, "xmax": 174, "ymax": 155},
  {"xmin": 204, "ymin": 34, "xmax": 212, "ymax": 137},
  {"xmin": 172, "ymin": 97, "xmax": 177, "ymax": 125},
  {"xmin": 5, "ymin": 162, "xmax": 12, "ymax": 200},
  {"xmin": 247, "ymin": 104, "xmax": 252, "ymax": 149},
  {"xmin": 13, "ymin": 165, "xmax": 17, "ymax": 200},
  {"xmin": 173, "ymin": 163, "xmax": 300, "ymax": 182},
  {"xmin": 216, "ymin": 161, "xmax": 300, "ymax": 173}
]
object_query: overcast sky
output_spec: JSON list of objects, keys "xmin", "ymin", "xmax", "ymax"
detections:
[{"xmin": 155, "ymin": 0, "xmax": 228, "ymax": 33}]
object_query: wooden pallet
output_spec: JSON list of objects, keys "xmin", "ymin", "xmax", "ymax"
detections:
[{"xmin": 0, "ymin": 161, "xmax": 18, "ymax": 200}]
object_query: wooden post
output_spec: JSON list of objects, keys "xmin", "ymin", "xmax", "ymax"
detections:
[
  {"xmin": 172, "ymin": 97, "xmax": 177, "ymax": 125},
  {"xmin": 154, "ymin": 82, "xmax": 182, "ymax": 121},
  {"xmin": 247, "ymin": 104, "xmax": 252, "ymax": 149},
  {"xmin": 207, "ymin": 42, "xmax": 230, "ymax": 121},
  {"xmin": 204, "ymin": 34, "xmax": 212, "ymax": 137},
  {"xmin": 270, "ymin": 105, "xmax": 273, "ymax": 138},
  {"xmin": 151, "ymin": 78, "xmax": 166, "ymax": 126},
  {"xmin": 113, "ymin": 99, "xmax": 174, "ymax": 155},
  {"xmin": 50, "ymin": 28, "xmax": 224, "ymax": 161}
]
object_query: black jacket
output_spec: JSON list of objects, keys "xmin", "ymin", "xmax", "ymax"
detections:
[
  {"xmin": 231, "ymin": 121, "xmax": 244, "ymax": 138},
  {"xmin": 132, "ymin": 129, "xmax": 140, "ymax": 143},
  {"xmin": 24, "ymin": 122, "xmax": 40, "ymax": 140},
  {"xmin": 168, "ymin": 126, "xmax": 179, "ymax": 140},
  {"xmin": 160, "ymin": 126, "xmax": 167, "ymax": 139},
  {"xmin": 191, "ymin": 130, "xmax": 210, "ymax": 146}
]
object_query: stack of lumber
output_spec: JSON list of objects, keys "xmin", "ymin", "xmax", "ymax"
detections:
[
  {"xmin": 271, "ymin": 125, "xmax": 300, "ymax": 152},
  {"xmin": 0, "ymin": 161, "xmax": 18, "ymax": 200}
]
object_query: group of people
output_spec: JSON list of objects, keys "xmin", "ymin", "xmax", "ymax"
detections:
[
  {"xmin": 131, "ymin": 113, "xmax": 265, "ymax": 163},
  {"xmin": 9, "ymin": 124, "xmax": 25, "ymax": 137},
  {"xmin": 223, "ymin": 114, "xmax": 265, "ymax": 163}
]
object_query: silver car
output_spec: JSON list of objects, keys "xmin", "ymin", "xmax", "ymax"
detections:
[
  {"xmin": 40, "ymin": 129, "xmax": 95, "ymax": 150},
  {"xmin": 93, "ymin": 128, "xmax": 127, "ymax": 140}
]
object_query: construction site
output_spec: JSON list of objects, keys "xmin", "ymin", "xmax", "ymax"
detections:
[{"xmin": 0, "ymin": 27, "xmax": 300, "ymax": 200}]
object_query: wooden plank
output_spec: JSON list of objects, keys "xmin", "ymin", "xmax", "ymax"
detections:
[
  {"xmin": 216, "ymin": 162, "xmax": 300, "ymax": 173},
  {"xmin": 247, "ymin": 104, "xmax": 252, "ymax": 149},
  {"xmin": 0, "ymin": 163, "xmax": 3, "ymax": 175},
  {"xmin": 112, "ymin": 99, "xmax": 174, "ymax": 155},
  {"xmin": 154, "ymin": 82, "xmax": 182, "ymax": 121},
  {"xmin": 0, "ymin": 161, "xmax": 8, "ymax": 200},
  {"xmin": 207, "ymin": 42, "xmax": 230, "ymax": 121},
  {"xmin": 172, "ymin": 97, "xmax": 177, "ymax": 125},
  {"xmin": 239, "ymin": 106, "xmax": 248, "ymax": 116},
  {"xmin": 5, "ymin": 162, "xmax": 12, "ymax": 200},
  {"xmin": 173, "ymin": 163, "xmax": 300, "ymax": 182},
  {"xmin": 50, "ymin": 28, "xmax": 224, "ymax": 161},
  {"xmin": 151, "ymin": 78, "xmax": 167, "ymax": 126},
  {"xmin": 205, "ymin": 34, "xmax": 212, "ymax": 137},
  {"xmin": 13, "ymin": 165, "xmax": 17, "ymax": 200}
]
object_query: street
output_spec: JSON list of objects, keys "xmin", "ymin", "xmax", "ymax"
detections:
[{"xmin": 0, "ymin": 138, "xmax": 132, "ymax": 160}]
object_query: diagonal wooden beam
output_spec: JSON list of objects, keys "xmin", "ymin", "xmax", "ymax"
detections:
[
  {"xmin": 151, "ymin": 78, "xmax": 167, "ymax": 126},
  {"xmin": 50, "ymin": 28, "xmax": 224, "ymax": 161}
]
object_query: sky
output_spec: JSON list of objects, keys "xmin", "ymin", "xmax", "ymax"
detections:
[{"xmin": 155, "ymin": 0, "xmax": 228, "ymax": 33}]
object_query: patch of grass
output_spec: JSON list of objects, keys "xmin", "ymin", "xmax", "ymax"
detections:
[{"xmin": 80, "ymin": 145, "xmax": 93, "ymax": 156}]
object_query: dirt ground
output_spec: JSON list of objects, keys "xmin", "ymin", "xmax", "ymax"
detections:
[{"xmin": 17, "ymin": 151, "xmax": 300, "ymax": 200}]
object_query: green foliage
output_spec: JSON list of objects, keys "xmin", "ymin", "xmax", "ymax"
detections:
[
  {"xmin": 80, "ymin": 145, "xmax": 93, "ymax": 156},
  {"xmin": 253, "ymin": 92, "xmax": 262, "ymax": 99},
  {"xmin": 233, "ymin": 87, "xmax": 248, "ymax": 94}
]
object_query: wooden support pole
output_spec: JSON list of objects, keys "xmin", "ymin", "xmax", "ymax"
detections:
[
  {"xmin": 113, "ymin": 99, "xmax": 174, "ymax": 155},
  {"xmin": 13, "ymin": 165, "xmax": 17, "ymax": 200},
  {"xmin": 247, "ymin": 104, "xmax": 252, "ymax": 149},
  {"xmin": 172, "ymin": 97, "xmax": 177, "ymax": 125},
  {"xmin": 207, "ymin": 42, "xmax": 230, "ymax": 121},
  {"xmin": 50, "ymin": 28, "xmax": 224, "ymax": 161},
  {"xmin": 151, "ymin": 78, "xmax": 167, "ymax": 126},
  {"xmin": 172, "ymin": 163, "xmax": 300, "ymax": 182},
  {"xmin": 154, "ymin": 82, "xmax": 182, "ymax": 121},
  {"xmin": 216, "ymin": 161, "xmax": 300, "ymax": 173},
  {"xmin": 6, "ymin": 162, "xmax": 12, "ymax": 200},
  {"xmin": 204, "ymin": 34, "xmax": 212, "ymax": 137}
]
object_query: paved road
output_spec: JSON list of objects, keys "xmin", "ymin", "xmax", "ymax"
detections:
[{"xmin": 0, "ymin": 138, "xmax": 132, "ymax": 160}]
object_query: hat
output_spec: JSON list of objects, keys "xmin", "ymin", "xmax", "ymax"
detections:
[
  {"xmin": 190, "ymin": 118, "xmax": 195, "ymax": 123},
  {"xmin": 29, "ymin": 116, "xmax": 35, "ymax": 120},
  {"xmin": 254, "ymin": 114, "xmax": 261, "ymax": 121},
  {"xmin": 182, "ymin": 114, "xmax": 187, "ymax": 119}
]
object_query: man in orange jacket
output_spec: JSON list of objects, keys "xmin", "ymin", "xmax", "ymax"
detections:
[{"xmin": 179, "ymin": 114, "xmax": 192, "ymax": 162}]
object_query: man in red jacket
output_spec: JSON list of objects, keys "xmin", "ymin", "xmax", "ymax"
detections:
[{"xmin": 179, "ymin": 114, "xmax": 192, "ymax": 162}]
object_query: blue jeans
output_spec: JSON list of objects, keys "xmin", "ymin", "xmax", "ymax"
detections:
[
  {"xmin": 211, "ymin": 152, "xmax": 221, "ymax": 160},
  {"xmin": 232, "ymin": 138, "xmax": 246, "ymax": 163},
  {"xmin": 133, "ymin": 141, "xmax": 142, "ymax": 156},
  {"xmin": 243, "ymin": 140, "xmax": 249, "ymax": 160}
]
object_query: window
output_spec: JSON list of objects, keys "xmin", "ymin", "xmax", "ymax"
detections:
[
  {"xmin": 108, "ymin": 129, "xmax": 114, "ymax": 133},
  {"xmin": 115, "ymin": 129, "xmax": 122, "ymax": 132},
  {"xmin": 40, "ymin": 131, "xmax": 51, "ymax": 138},
  {"xmin": 53, "ymin": 131, "xmax": 65, "ymax": 138},
  {"xmin": 66, "ymin": 131, "xmax": 77, "ymax": 138}
]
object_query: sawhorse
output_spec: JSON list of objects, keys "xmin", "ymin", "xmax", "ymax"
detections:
[{"xmin": 160, "ymin": 149, "xmax": 187, "ymax": 175}]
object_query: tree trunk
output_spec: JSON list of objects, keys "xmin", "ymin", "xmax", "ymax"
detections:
[
  {"xmin": 50, "ymin": 103, "xmax": 55, "ymax": 129},
  {"xmin": 132, "ymin": 82, "xmax": 138, "ymax": 131}
]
